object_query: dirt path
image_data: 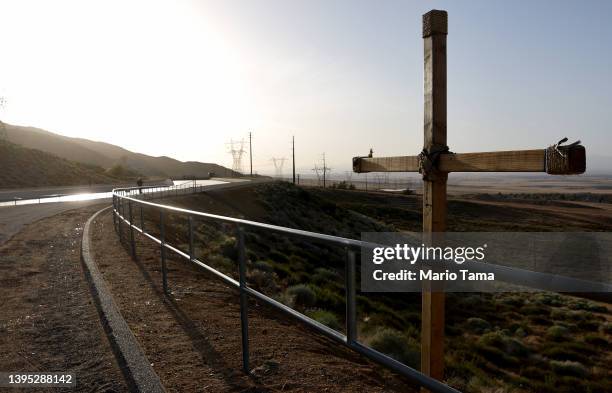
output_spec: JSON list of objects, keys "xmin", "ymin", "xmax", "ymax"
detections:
[
  {"xmin": 91, "ymin": 209, "xmax": 417, "ymax": 393},
  {"xmin": 0, "ymin": 204, "xmax": 128, "ymax": 392}
]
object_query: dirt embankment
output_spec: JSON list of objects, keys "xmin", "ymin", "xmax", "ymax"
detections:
[
  {"xmin": 91, "ymin": 209, "xmax": 416, "ymax": 393},
  {"xmin": 0, "ymin": 205, "xmax": 127, "ymax": 392}
]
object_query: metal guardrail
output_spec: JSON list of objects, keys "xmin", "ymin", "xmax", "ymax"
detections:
[{"xmin": 111, "ymin": 183, "xmax": 461, "ymax": 393}]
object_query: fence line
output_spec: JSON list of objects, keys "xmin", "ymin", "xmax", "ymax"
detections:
[{"xmin": 111, "ymin": 184, "xmax": 460, "ymax": 393}]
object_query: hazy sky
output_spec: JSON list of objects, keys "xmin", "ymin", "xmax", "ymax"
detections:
[{"xmin": 0, "ymin": 0, "xmax": 610, "ymax": 174}]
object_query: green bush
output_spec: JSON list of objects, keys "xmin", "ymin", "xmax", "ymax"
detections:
[
  {"xmin": 311, "ymin": 285, "xmax": 344, "ymax": 311},
  {"xmin": 549, "ymin": 360, "xmax": 588, "ymax": 378},
  {"xmin": 534, "ymin": 292, "xmax": 564, "ymax": 307},
  {"xmin": 306, "ymin": 309, "xmax": 341, "ymax": 330},
  {"xmin": 521, "ymin": 303, "xmax": 550, "ymax": 316},
  {"xmin": 583, "ymin": 333, "xmax": 609, "ymax": 347},
  {"xmin": 569, "ymin": 299, "xmax": 608, "ymax": 313},
  {"xmin": 286, "ymin": 284, "xmax": 317, "ymax": 308},
  {"xmin": 368, "ymin": 328, "xmax": 420, "ymax": 368},
  {"xmin": 547, "ymin": 325, "xmax": 570, "ymax": 341},
  {"xmin": 312, "ymin": 268, "xmax": 338, "ymax": 285},
  {"xmin": 253, "ymin": 260, "xmax": 273, "ymax": 272},
  {"xmin": 478, "ymin": 331, "xmax": 529, "ymax": 358},
  {"xmin": 600, "ymin": 322, "xmax": 612, "ymax": 335},
  {"xmin": 542, "ymin": 342, "xmax": 592, "ymax": 363},
  {"xmin": 499, "ymin": 295, "xmax": 525, "ymax": 307},
  {"xmin": 465, "ymin": 317, "xmax": 491, "ymax": 334}
]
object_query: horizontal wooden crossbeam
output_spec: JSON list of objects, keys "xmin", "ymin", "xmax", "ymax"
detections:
[{"xmin": 353, "ymin": 147, "xmax": 586, "ymax": 174}]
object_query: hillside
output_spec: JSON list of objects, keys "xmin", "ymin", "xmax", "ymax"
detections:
[
  {"xmin": 2, "ymin": 122, "xmax": 236, "ymax": 178},
  {"xmin": 0, "ymin": 140, "xmax": 126, "ymax": 188},
  {"xmin": 154, "ymin": 183, "xmax": 611, "ymax": 393}
]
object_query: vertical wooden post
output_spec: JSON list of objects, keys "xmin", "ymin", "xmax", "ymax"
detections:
[{"xmin": 421, "ymin": 9, "xmax": 447, "ymax": 386}]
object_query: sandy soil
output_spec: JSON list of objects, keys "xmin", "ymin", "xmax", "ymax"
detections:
[
  {"xmin": 90, "ymin": 209, "xmax": 417, "ymax": 393},
  {"xmin": 0, "ymin": 204, "xmax": 127, "ymax": 392}
]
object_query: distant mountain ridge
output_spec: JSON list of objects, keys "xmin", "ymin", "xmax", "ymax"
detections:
[
  {"xmin": 3, "ymin": 123, "xmax": 236, "ymax": 178},
  {"xmin": 0, "ymin": 139, "xmax": 123, "ymax": 188}
]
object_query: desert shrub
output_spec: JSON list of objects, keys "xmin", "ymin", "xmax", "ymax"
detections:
[
  {"xmin": 515, "ymin": 327, "xmax": 527, "ymax": 338},
  {"xmin": 306, "ymin": 309, "xmax": 341, "ymax": 330},
  {"xmin": 500, "ymin": 295, "xmax": 525, "ymax": 307},
  {"xmin": 465, "ymin": 317, "xmax": 491, "ymax": 334},
  {"xmin": 207, "ymin": 254, "xmax": 235, "ymax": 275},
  {"xmin": 311, "ymin": 286, "xmax": 344, "ymax": 311},
  {"xmin": 583, "ymin": 333, "xmax": 609, "ymax": 347},
  {"xmin": 551, "ymin": 308, "xmax": 594, "ymax": 323},
  {"xmin": 576, "ymin": 319, "xmax": 600, "ymax": 332},
  {"xmin": 549, "ymin": 360, "xmax": 588, "ymax": 378},
  {"xmin": 546, "ymin": 325, "xmax": 570, "ymax": 341},
  {"xmin": 253, "ymin": 260, "xmax": 273, "ymax": 272},
  {"xmin": 368, "ymin": 328, "xmax": 419, "ymax": 368},
  {"xmin": 568, "ymin": 299, "xmax": 608, "ymax": 313},
  {"xmin": 527, "ymin": 314, "xmax": 553, "ymax": 326},
  {"xmin": 478, "ymin": 331, "xmax": 529, "ymax": 359},
  {"xmin": 246, "ymin": 269, "xmax": 278, "ymax": 293},
  {"xmin": 465, "ymin": 376, "xmax": 494, "ymax": 392},
  {"xmin": 542, "ymin": 342, "xmax": 592, "ymax": 364},
  {"xmin": 600, "ymin": 322, "xmax": 612, "ymax": 335},
  {"xmin": 219, "ymin": 236, "xmax": 238, "ymax": 260},
  {"xmin": 287, "ymin": 271, "xmax": 310, "ymax": 286},
  {"xmin": 521, "ymin": 303, "xmax": 550, "ymax": 316},
  {"xmin": 534, "ymin": 292, "xmax": 564, "ymax": 307},
  {"xmin": 312, "ymin": 268, "xmax": 338, "ymax": 285},
  {"xmin": 286, "ymin": 284, "xmax": 316, "ymax": 308},
  {"xmin": 269, "ymin": 250, "xmax": 289, "ymax": 263}
]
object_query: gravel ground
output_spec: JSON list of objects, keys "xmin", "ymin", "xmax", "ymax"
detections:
[
  {"xmin": 91, "ymin": 209, "xmax": 417, "ymax": 393},
  {"xmin": 0, "ymin": 204, "xmax": 128, "ymax": 392}
]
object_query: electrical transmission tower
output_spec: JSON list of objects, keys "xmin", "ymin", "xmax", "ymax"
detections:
[
  {"xmin": 226, "ymin": 139, "xmax": 246, "ymax": 175},
  {"xmin": 312, "ymin": 153, "xmax": 331, "ymax": 188},
  {"xmin": 271, "ymin": 157, "xmax": 288, "ymax": 178}
]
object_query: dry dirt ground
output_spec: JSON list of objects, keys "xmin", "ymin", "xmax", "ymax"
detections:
[
  {"xmin": 0, "ymin": 204, "xmax": 127, "ymax": 392},
  {"xmin": 90, "ymin": 209, "xmax": 418, "ymax": 393}
]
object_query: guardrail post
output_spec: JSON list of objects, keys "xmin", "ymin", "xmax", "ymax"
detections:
[
  {"xmin": 112, "ymin": 195, "xmax": 117, "ymax": 233},
  {"xmin": 160, "ymin": 211, "xmax": 168, "ymax": 294},
  {"xmin": 237, "ymin": 226, "xmax": 250, "ymax": 373},
  {"xmin": 346, "ymin": 248, "xmax": 357, "ymax": 344},
  {"xmin": 128, "ymin": 200, "xmax": 136, "ymax": 259},
  {"xmin": 140, "ymin": 205, "xmax": 145, "ymax": 233},
  {"xmin": 188, "ymin": 216, "xmax": 194, "ymax": 261},
  {"xmin": 118, "ymin": 198, "xmax": 124, "ymax": 243}
]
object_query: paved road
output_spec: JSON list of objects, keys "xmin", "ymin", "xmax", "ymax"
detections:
[
  {"xmin": 0, "ymin": 180, "xmax": 173, "ymax": 203},
  {"xmin": 0, "ymin": 200, "xmax": 110, "ymax": 245}
]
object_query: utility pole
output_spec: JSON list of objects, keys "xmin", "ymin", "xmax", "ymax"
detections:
[
  {"xmin": 323, "ymin": 153, "xmax": 327, "ymax": 188},
  {"xmin": 249, "ymin": 131, "xmax": 253, "ymax": 177},
  {"xmin": 292, "ymin": 136, "xmax": 296, "ymax": 184}
]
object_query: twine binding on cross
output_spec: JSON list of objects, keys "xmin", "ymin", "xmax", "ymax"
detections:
[
  {"xmin": 545, "ymin": 137, "xmax": 582, "ymax": 175},
  {"xmin": 418, "ymin": 145, "xmax": 450, "ymax": 180}
]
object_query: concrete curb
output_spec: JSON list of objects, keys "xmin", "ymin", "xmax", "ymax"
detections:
[{"xmin": 81, "ymin": 206, "xmax": 166, "ymax": 393}]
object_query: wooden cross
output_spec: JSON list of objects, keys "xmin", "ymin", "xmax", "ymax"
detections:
[{"xmin": 352, "ymin": 9, "xmax": 586, "ymax": 387}]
